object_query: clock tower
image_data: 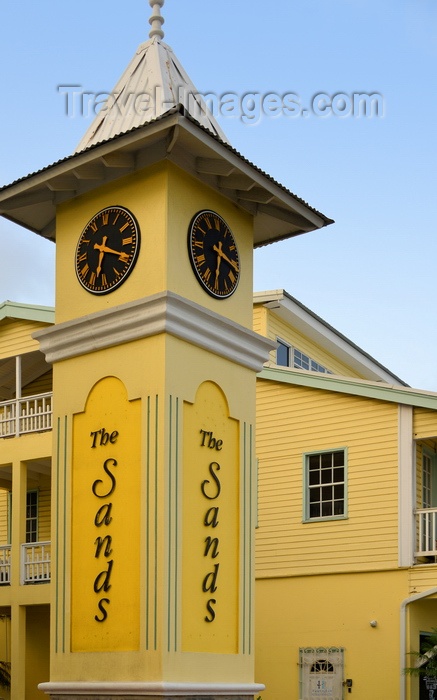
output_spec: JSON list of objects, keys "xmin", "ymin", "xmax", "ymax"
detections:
[{"xmin": 0, "ymin": 2, "xmax": 332, "ymax": 699}]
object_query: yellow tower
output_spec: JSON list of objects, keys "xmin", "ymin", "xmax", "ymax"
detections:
[{"xmin": 0, "ymin": 3, "xmax": 331, "ymax": 699}]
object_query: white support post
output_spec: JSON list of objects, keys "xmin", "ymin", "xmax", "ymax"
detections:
[{"xmin": 15, "ymin": 356, "xmax": 21, "ymax": 437}]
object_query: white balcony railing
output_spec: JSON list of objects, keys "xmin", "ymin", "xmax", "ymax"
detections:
[
  {"xmin": 0, "ymin": 546, "xmax": 11, "ymax": 585},
  {"xmin": 0, "ymin": 393, "xmax": 52, "ymax": 438},
  {"xmin": 416, "ymin": 508, "xmax": 437, "ymax": 557},
  {"xmin": 21, "ymin": 542, "xmax": 51, "ymax": 584}
]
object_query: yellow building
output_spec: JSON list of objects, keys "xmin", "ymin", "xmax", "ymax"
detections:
[
  {"xmin": 254, "ymin": 290, "xmax": 437, "ymax": 700},
  {"xmin": 0, "ymin": 301, "xmax": 54, "ymax": 700},
  {"xmin": 0, "ymin": 4, "xmax": 331, "ymax": 700}
]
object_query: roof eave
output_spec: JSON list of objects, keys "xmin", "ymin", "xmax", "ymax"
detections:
[
  {"xmin": 254, "ymin": 289, "xmax": 408, "ymax": 386},
  {"xmin": 0, "ymin": 108, "xmax": 333, "ymax": 246}
]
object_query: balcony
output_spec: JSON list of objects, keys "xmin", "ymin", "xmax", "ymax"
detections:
[
  {"xmin": 416, "ymin": 508, "xmax": 437, "ymax": 558},
  {"xmin": 0, "ymin": 393, "xmax": 52, "ymax": 438},
  {"xmin": 0, "ymin": 542, "xmax": 51, "ymax": 585},
  {"xmin": 21, "ymin": 542, "xmax": 51, "ymax": 584}
]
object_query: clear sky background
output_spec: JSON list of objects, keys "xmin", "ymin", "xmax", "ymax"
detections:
[{"xmin": 0, "ymin": 0, "xmax": 436, "ymax": 389}]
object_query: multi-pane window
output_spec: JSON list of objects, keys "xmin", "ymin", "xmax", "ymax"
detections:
[
  {"xmin": 276, "ymin": 339, "xmax": 332, "ymax": 374},
  {"xmin": 26, "ymin": 491, "xmax": 38, "ymax": 543},
  {"xmin": 293, "ymin": 348, "xmax": 331, "ymax": 374},
  {"xmin": 305, "ymin": 450, "xmax": 346, "ymax": 520}
]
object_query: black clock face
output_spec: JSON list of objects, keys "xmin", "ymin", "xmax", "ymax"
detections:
[
  {"xmin": 188, "ymin": 210, "xmax": 240, "ymax": 299},
  {"xmin": 75, "ymin": 206, "xmax": 140, "ymax": 295}
]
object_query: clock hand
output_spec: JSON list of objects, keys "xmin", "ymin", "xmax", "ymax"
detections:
[
  {"xmin": 215, "ymin": 242, "xmax": 222, "ymax": 287},
  {"xmin": 95, "ymin": 236, "xmax": 107, "ymax": 277},
  {"xmin": 94, "ymin": 240, "xmax": 129, "ymax": 262},
  {"xmin": 212, "ymin": 244, "xmax": 239, "ymax": 272}
]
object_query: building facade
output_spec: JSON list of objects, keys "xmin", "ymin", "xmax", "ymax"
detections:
[
  {"xmin": 0, "ymin": 301, "xmax": 54, "ymax": 700},
  {"xmin": 254, "ymin": 290, "xmax": 437, "ymax": 700}
]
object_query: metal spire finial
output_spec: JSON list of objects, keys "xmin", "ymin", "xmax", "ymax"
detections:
[{"xmin": 149, "ymin": 0, "xmax": 165, "ymax": 40}]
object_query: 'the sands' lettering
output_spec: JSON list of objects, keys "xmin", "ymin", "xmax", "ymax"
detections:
[
  {"xmin": 200, "ymin": 429, "xmax": 223, "ymax": 623},
  {"xmin": 90, "ymin": 427, "xmax": 120, "ymax": 623}
]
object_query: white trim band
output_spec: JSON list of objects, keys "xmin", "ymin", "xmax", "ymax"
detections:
[
  {"xmin": 38, "ymin": 681, "xmax": 265, "ymax": 696},
  {"xmin": 33, "ymin": 291, "xmax": 275, "ymax": 372}
]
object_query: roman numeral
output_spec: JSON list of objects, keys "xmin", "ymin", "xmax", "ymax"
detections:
[
  {"xmin": 122, "ymin": 236, "xmax": 133, "ymax": 245},
  {"xmin": 90, "ymin": 222, "xmax": 98, "ymax": 233},
  {"xmin": 101, "ymin": 212, "xmax": 109, "ymax": 225}
]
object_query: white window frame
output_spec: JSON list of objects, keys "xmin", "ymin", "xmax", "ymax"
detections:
[
  {"xmin": 276, "ymin": 338, "xmax": 332, "ymax": 374},
  {"xmin": 303, "ymin": 448, "xmax": 348, "ymax": 522}
]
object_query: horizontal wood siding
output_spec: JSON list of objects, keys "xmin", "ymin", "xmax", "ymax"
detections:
[
  {"xmin": 256, "ymin": 380, "xmax": 399, "ymax": 577},
  {"xmin": 0, "ymin": 319, "xmax": 49, "ymax": 360},
  {"xmin": 414, "ymin": 408, "xmax": 437, "ymax": 440},
  {"xmin": 252, "ymin": 306, "xmax": 267, "ymax": 337},
  {"xmin": 23, "ymin": 370, "xmax": 53, "ymax": 397},
  {"xmin": 409, "ymin": 564, "xmax": 437, "ymax": 593},
  {"xmin": 0, "ymin": 491, "xmax": 8, "ymax": 545},
  {"xmin": 263, "ymin": 311, "xmax": 364, "ymax": 378},
  {"xmin": 38, "ymin": 484, "xmax": 51, "ymax": 542}
]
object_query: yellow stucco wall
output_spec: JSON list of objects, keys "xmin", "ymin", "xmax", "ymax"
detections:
[
  {"xmin": 255, "ymin": 570, "xmax": 410, "ymax": 700},
  {"xmin": 49, "ymin": 158, "xmax": 259, "ymax": 686},
  {"xmin": 25, "ymin": 605, "xmax": 50, "ymax": 700},
  {"xmin": 56, "ymin": 161, "xmax": 253, "ymax": 328}
]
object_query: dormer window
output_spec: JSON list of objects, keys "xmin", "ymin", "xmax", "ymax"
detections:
[{"xmin": 276, "ymin": 339, "xmax": 332, "ymax": 374}]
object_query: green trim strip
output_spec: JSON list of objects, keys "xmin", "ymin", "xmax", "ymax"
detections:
[
  {"xmin": 258, "ymin": 366, "xmax": 437, "ymax": 409},
  {"xmin": 154, "ymin": 394, "xmax": 159, "ymax": 650},
  {"xmin": 167, "ymin": 396, "xmax": 172, "ymax": 652},
  {"xmin": 0, "ymin": 300, "xmax": 54, "ymax": 324},
  {"xmin": 242, "ymin": 422, "xmax": 247, "ymax": 655},
  {"xmin": 174, "ymin": 397, "xmax": 179, "ymax": 652},
  {"xmin": 63, "ymin": 415, "xmax": 67, "ymax": 653},
  {"xmin": 145, "ymin": 396, "xmax": 150, "ymax": 650},
  {"xmin": 55, "ymin": 417, "xmax": 60, "ymax": 653}
]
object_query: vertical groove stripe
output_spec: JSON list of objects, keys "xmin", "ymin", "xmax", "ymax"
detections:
[
  {"xmin": 167, "ymin": 395, "xmax": 172, "ymax": 652},
  {"xmin": 174, "ymin": 397, "xmax": 179, "ymax": 652},
  {"xmin": 248, "ymin": 422, "xmax": 253, "ymax": 656},
  {"xmin": 55, "ymin": 417, "xmax": 60, "ymax": 653},
  {"xmin": 242, "ymin": 422, "xmax": 247, "ymax": 654},
  {"xmin": 63, "ymin": 414, "xmax": 67, "ymax": 653},
  {"xmin": 145, "ymin": 396, "xmax": 150, "ymax": 650},
  {"xmin": 154, "ymin": 394, "xmax": 158, "ymax": 650}
]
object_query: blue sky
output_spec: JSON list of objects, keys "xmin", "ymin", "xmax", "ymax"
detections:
[{"xmin": 1, "ymin": 0, "xmax": 436, "ymax": 389}]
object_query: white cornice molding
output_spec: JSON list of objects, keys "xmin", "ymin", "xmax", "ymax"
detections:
[
  {"xmin": 33, "ymin": 291, "xmax": 275, "ymax": 372},
  {"xmin": 38, "ymin": 681, "xmax": 265, "ymax": 697}
]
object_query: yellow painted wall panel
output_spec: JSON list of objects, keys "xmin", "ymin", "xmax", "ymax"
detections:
[
  {"xmin": 414, "ymin": 408, "xmax": 437, "ymax": 439},
  {"xmin": 0, "ymin": 319, "xmax": 49, "ymax": 360},
  {"xmin": 23, "ymin": 371, "xmax": 52, "ymax": 397},
  {"xmin": 255, "ymin": 570, "xmax": 410, "ymax": 700},
  {"xmin": 255, "ymin": 380, "xmax": 399, "ymax": 576},
  {"xmin": 0, "ymin": 490, "xmax": 8, "ymax": 544},
  {"xmin": 38, "ymin": 484, "xmax": 51, "ymax": 542}
]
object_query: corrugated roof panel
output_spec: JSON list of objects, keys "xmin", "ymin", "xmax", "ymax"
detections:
[{"xmin": 75, "ymin": 37, "xmax": 228, "ymax": 153}]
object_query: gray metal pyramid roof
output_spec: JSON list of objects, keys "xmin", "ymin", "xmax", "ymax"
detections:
[{"xmin": 75, "ymin": 3, "xmax": 228, "ymax": 152}]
